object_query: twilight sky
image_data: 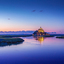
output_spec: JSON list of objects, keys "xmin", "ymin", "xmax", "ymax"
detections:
[{"xmin": 0, "ymin": 0, "xmax": 64, "ymax": 33}]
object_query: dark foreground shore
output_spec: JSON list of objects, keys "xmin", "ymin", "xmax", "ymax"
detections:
[{"xmin": 0, "ymin": 37, "xmax": 24, "ymax": 46}]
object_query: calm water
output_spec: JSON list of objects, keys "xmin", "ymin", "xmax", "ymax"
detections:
[{"xmin": 0, "ymin": 36, "xmax": 64, "ymax": 64}]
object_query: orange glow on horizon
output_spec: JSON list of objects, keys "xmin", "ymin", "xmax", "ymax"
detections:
[
  {"xmin": 0, "ymin": 29, "xmax": 36, "ymax": 31},
  {"xmin": 0, "ymin": 29, "xmax": 56, "ymax": 32}
]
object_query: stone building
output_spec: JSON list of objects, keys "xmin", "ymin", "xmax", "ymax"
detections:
[{"xmin": 33, "ymin": 27, "xmax": 50, "ymax": 36}]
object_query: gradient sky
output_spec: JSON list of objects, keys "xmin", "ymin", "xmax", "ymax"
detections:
[{"xmin": 0, "ymin": 0, "xmax": 64, "ymax": 33}]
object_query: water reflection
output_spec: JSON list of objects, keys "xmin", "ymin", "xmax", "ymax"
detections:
[
  {"xmin": 0, "ymin": 37, "xmax": 64, "ymax": 64},
  {"xmin": 0, "ymin": 41, "xmax": 24, "ymax": 47},
  {"xmin": 33, "ymin": 36, "xmax": 44, "ymax": 44}
]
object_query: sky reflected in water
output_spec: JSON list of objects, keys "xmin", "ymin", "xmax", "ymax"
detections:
[{"xmin": 0, "ymin": 36, "xmax": 64, "ymax": 64}]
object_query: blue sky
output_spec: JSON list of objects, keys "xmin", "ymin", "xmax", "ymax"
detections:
[{"xmin": 0, "ymin": 0, "xmax": 64, "ymax": 33}]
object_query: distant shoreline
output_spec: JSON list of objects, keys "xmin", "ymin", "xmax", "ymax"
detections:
[{"xmin": 0, "ymin": 34, "xmax": 64, "ymax": 37}]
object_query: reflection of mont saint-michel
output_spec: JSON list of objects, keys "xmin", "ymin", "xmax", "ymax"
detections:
[
  {"xmin": 33, "ymin": 36, "xmax": 44, "ymax": 43},
  {"xmin": 33, "ymin": 27, "xmax": 50, "ymax": 36}
]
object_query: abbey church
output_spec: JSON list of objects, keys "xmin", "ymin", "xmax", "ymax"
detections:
[{"xmin": 33, "ymin": 27, "xmax": 50, "ymax": 36}]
